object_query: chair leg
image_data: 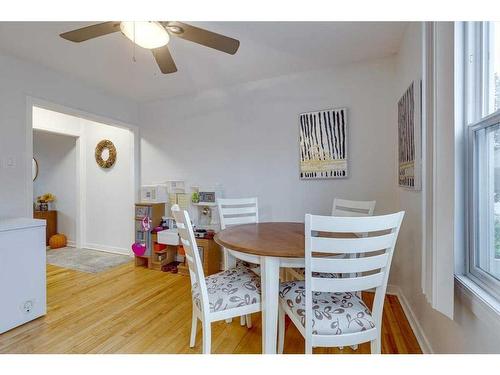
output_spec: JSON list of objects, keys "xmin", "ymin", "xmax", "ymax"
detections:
[
  {"xmin": 278, "ymin": 307, "xmax": 285, "ymax": 354},
  {"xmin": 190, "ymin": 311, "xmax": 198, "ymax": 348},
  {"xmin": 370, "ymin": 339, "xmax": 381, "ymax": 354},
  {"xmin": 305, "ymin": 341, "xmax": 313, "ymax": 354},
  {"xmin": 202, "ymin": 320, "xmax": 212, "ymax": 354},
  {"xmin": 246, "ymin": 314, "xmax": 252, "ymax": 329},
  {"xmin": 240, "ymin": 315, "xmax": 246, "ymax": 326}
]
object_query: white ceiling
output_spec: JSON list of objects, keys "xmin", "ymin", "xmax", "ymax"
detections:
[{"xmin": 0, "ymin": 22, "xmax": 407, "ymax": 102}]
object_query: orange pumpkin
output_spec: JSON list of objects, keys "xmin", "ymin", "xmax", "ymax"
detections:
[{"xmin": 49, "ymin": 233, "xmax": 67, "ymax": 249}]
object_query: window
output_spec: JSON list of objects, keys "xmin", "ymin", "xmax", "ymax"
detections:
[
  {"xmin": 485, "ymin": 22, "xmax": 500, "ymax": 116},
  {"xmin": 466, "ymin": 22, "xmax": 500, "ymax": 299}
]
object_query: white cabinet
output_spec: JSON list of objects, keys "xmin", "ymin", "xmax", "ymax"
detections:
[{"xmin": 0, "ymin": 218, "xmax": 46, "ymax": 334}]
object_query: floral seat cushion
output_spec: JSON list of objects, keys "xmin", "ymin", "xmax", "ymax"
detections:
[
  {"xmin": 192, "ymin": 265, "xmax": 261, "ymax": 313},
  {"xmin": 279, "ymin": 280, "xmax": 375, "ymax": 335}
]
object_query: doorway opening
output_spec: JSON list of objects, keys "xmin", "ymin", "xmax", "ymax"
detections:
[{"xmin": 28, "ymin": 100, "xmax": 138, "ymax": 264}]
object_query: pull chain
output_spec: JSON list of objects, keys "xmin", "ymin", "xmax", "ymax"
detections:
[{"xmin": 132, "ymin": 21, "xmax": 136, "ymax": 63}]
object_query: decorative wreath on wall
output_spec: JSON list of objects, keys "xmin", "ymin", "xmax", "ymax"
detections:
[{"xmin": 95, "ymin": 139, "xmax": 117, "ymax": 169}]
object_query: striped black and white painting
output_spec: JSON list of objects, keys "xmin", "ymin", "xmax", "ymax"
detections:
[
  {"xmin": 299, "ymin": 107, "xmax": 348, "ymax": 179},
  {"xmin": 398, "ymin": 80, "xmax": 421, "ymax": 190}
]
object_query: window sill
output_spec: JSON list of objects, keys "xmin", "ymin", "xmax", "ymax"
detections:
[{"xmin": 455, "ymin": 274, "xmax": 500, "ymax": 327}]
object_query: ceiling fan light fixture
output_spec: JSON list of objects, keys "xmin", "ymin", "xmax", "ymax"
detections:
[
  {"xmin": 120, "ymin": 21, "xmax": 170, "ymax": 49},
  {"xmin": 167, "ymin": 25, "xmax": 184, "ymax": 34}
]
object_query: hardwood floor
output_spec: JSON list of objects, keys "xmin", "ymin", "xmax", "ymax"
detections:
[{"xmin": 0, "ymin": 262, "xmax": 422, "ymax": 354}]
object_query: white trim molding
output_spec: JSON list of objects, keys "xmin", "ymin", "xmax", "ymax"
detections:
[
  {"xmin": 421, "ymin": 22, "xmax": 455, "ymax": 319},
  {"xmin": 455, "ymin": 275, "xmax": 500, "ymax": 328},
  {"xmin": 386, "ymin": 285, "xmax": 433, "ymax": 353},
  {"xmin": 84, "ymin": 242, "xmax": 133, "ymax": 257}
]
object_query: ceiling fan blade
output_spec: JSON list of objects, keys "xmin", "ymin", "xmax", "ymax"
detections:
[
  {"xmin": 152, "ymin": 45, "xmax": 178, "ymax": 74},
  {"xmin": 163, "ymin": 22, "xmax": 240, "ymax": 55},
  {"xmin": 60, "ymin": 22, "xmax": 121, "ymax": 42}
]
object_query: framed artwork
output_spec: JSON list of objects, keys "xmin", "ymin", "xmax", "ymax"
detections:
[
  {"xmin": 299, "ymin": 107, "xmax": 348, "ymax": 179},
  {"xmin": 398, "ymin": 80, "xmax": 422, "ymax": 190}
]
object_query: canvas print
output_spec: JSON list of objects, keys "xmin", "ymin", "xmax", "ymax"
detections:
[
  {"xmin": 299, "ymin": 107, "xmax": 348, "ymax": 179},
  {"xmin": 398, "ymin": 80, "xmax": 421, "ymax": 189}
]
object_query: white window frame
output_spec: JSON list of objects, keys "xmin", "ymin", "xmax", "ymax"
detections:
[
  {"xmin": 421, "ymin": 22, "xmax": 455, "ymax": 319},
  {"xmin": 464, "ymin": 21, "xmax": 500, "ymax": 302}
]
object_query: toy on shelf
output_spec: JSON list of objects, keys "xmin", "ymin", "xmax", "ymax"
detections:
[
  {"xmin": 133, "ymin": 202, "xmax": 178, "ymax": 271},
  {"xmin": 142, "ymin": 216, "xmax": 151, "ymax": 231},
  {"xmin": 140, "ymin": 184, "xmax": 168, "ymax": 203},
  {"xmin": 190, "ymin": 185, "xmax": 223, "ymax": 230},
  {"xmin": 132, "ymin": 242, "xmax": 147, "ymax": 256}
]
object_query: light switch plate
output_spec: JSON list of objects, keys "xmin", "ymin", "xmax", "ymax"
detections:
[{"xmin": 2, "ymin": 156, "xmax": 16, "ymax": 168}]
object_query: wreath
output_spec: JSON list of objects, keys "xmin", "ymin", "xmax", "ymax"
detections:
[{"xmin": 95, "ymin": 139, "xmax": 117, "ymax": 168}]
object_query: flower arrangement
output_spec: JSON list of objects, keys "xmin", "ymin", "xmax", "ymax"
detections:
[
  {"xmin": 37, "ymin": 193, "xmax": 56, "ymax": 211},
  {"xmin": 37, "ymin": 193, "xmax": 56, "ymax": 203}
]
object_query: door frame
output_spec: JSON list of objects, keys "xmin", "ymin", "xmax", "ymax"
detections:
[{"xmin": 26, "ymin": 96, "xmax": 140, "ymax": 250}]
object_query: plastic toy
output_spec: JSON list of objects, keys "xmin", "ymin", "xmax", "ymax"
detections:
[{"xmin": 132, "ymin": 242, "xmax": 147, "ymax": 256}]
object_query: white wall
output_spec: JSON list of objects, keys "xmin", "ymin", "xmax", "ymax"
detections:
[
  {"xmin": 393, "ymin": 22, "xmax": 500, "ymax": 353},
  {"xmin": 0, "ymin": 53, "xmax": 138, "ymax": 219},
  {"xmin": 32, "ymin": 107, "xmax": 135, "ymax": 255},
  {"xmin": 140, "ymin": 57, "xmax": 399, "ymax": 224},
  {"xmin": 33, "ymin": 130, "xmax": 77, "ymax": 243},
  {"xmin": 83, "ymin": 118, "xmax": 135, "ymax": 254}
]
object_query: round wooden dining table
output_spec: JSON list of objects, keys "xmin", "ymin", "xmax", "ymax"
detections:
[{"xmin": 215, "ymin": 222, "xmax": 307, "ymax": 354}]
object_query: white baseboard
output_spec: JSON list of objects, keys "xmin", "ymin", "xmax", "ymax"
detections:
[
  {"xmin": 386, "ymin": 284, "xmax": 433, "ymax": 354},
  {"xmin": 84, "ymin": 242, "xmax": 133, "ymax": 257}
]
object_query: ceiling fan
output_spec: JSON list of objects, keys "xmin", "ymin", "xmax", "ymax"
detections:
[{"xmin": 60, "ymin": 21, "xmax": 240, "ymax": 74}]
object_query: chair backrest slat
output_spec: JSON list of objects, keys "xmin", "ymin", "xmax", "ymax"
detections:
[
  {"xmin": 332, "ymin": 198, "xmax": 376, "ymax": 217},
  {"xmin": 220, "ymin": 206, "xmax": 258, "ymax": 216},
  {"xmin": 217, "ymin": 197, "xmax": 259, "ymax": 230},
  {"xmin": 222, "ymin": 215, "xmax": 258, "ymax": 226},
  {"xmin": 311, "ymin": 233, "xmax": 396, "ymax": 254},
  {"xmin": 311, "ymin": 252, "xmax": 389, "ymax": 274},
  {"xmin": 310, "ymin": 213, "xmax": 402, "ymax": 233},
  {"xmin": 311, "ymin": 272, "xmax": 385, "ymax": 293}
]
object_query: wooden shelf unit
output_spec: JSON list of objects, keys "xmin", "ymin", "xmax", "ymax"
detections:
[
  {"xmin": 134, "ymin": 202, "xmax": 177, "ymax": 270},
  {"xmin": 177, "ymin": 237, "xmax": 222, "ymax": 276}
]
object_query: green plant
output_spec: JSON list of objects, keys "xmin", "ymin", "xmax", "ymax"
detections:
[{"xmin": 191, "ymin": 192, "xmax": 200, "ymax": 204}]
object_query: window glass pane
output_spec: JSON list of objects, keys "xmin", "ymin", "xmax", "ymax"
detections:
[{"xmin": 475, "ymin": 123, "xmax": 500, "ymax": 280}]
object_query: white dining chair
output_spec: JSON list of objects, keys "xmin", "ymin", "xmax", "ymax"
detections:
[
  {"xmin": 217, "ymin": 197, "xmax": 261, "ymax": 275},
  {"xmin": 332, "ymin": 198, "xmax": 376, "ymax": 217},
  {"xmin": 217, "ymin": 197, "xmax": 261, "ymax": 327},
  {"xmin": 171, "ymin": 205, "xmax": 262, "ymax": 354},
  {"xmin": 278, "ymin": 211, "xmax": 404, "ymax": 354},
  {"xmin": 287, "ymin": 198, "xmax": 377, "ymax": 281}
]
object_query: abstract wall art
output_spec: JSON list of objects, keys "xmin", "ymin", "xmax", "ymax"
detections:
[
  {"xmin": 398, "ymin": 80, "xmax": 421, "ymax": 190},
  {"xmin": 299, "ymin": 107, "xmax": 348, "ymax": 179}
]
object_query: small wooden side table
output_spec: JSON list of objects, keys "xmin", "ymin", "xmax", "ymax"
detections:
[{"xmin": 33, "ymin": 210, "xmax": 57, "ymax": 246}]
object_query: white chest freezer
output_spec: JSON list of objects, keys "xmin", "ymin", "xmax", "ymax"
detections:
[{"xmin": 0, "ymin": 218, "xmax": 46, "ymax": 334}]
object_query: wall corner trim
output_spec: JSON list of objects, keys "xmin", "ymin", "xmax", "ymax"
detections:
[
  {"xmin": 386, "ymin": 284, "xmax": 434, "ymax": 354},
  {"xmin": 84, "ymin": 242, "xmax": 133, "ymax": 257}
]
